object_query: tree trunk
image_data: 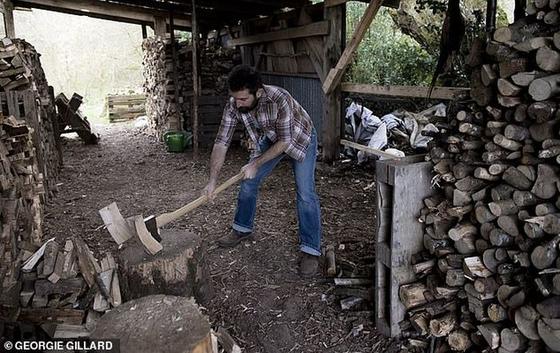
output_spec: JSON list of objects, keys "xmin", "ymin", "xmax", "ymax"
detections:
[
  {"xmin": 119, "ymin": 230, "xmax": 213, "ymax": 304},
  {"xmin": 91, "ymin": 295, "xmax": 213, "ymax": 353}
]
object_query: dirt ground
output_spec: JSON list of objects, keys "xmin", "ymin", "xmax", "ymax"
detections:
[{"xmin": 43, "ymin": 122, "xmax": 400, "ymax": 353}]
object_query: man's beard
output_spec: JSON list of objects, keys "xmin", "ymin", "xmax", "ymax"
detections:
[{"xmin": 238, "ymin": 98, "xmax": 258, "ymax": 114}]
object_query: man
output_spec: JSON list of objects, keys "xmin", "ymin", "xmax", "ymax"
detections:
[{"xmin": 203, "ymin": 65, "xmax": 322, "ymax": 277}]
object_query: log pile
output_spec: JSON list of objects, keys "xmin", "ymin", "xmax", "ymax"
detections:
[
  {"xmin": 142, "ymin": 36, "xmax": 238, "ymax": 139},
  {"xmin": 5, "ymin": 38, "xmax": 60, "ymax": 198},
  {"xmin": 0, "ymin": 116, "xmax": 44, "ymax": 308},
  {"xmin": 12, "ymin": 235, "xmax": 122, "ymax": 338},
  {"xmin": 398, "ymin": 5, "xmax": 560, "ymax": 352}
]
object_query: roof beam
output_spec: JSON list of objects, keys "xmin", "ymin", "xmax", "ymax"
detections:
[
  {"xmin": 13, "ymin": 0, "xmax": 191, "ymax": 28},
  {"xmin": 229, "ymin": 20, "xmax": 329, "ymax": 46}
]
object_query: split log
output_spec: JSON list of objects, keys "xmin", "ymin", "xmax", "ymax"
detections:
[
  {"xmin": 515, "ymin": 305, "xmax": 541, "ymax": 340},
  {"xmin": 530, "ymin": 235, "xmax": 560, "ymax": 269},
  {"xmin": 478, "ymin": 323, "xmax": 501, "ymax": 349},
  {"xmin": 532, "ymin": 164, "xmax": 559, "ymax": 199},
  {"xmin": 538, "ymin": 318, "xmax": 560, "ymax": 351},
  {"xmin": 429, "ymin": 311, "xmax": 457, "ymax": 337},
  {"xmin": 448, "ymin": 329, "xmax": 472, "ymax": 351},
  {"xmin": 503, "ymin": 167, "xmax": 533, "ymax": 190},
  {"xmin": 500, "ymin": 327, "xmax": 528, "ymax": 352},
  {"xmin": 514, "ymin": 37, "xmax": 552, "ymax": 52},
  {"xmin": 497, "ymin": 215, "xmax": 520, "ymax": 236},
  {"xmin": 511, "ymin": 71, "xmax": 545, "ymax": 88},
  {"xmin": 527, "ymin": 101, "xmax": 557, "ymax": 123},
  {"xmin": 399, "ymin": 282, "xmax": 429, "ymax": 309}
]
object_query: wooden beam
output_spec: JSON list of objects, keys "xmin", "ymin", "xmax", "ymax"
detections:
[
  {"xmin": 322, "ymin": 0, "xmax": 382, "ymax": 94},
  {"xmin": 229, "ymin": 21, "xmax": 329, "ymax": 46},
  {"xmin": 13, "ymin": 0, "xmax": 191, "ymax": 28},
  {"xmin": 154, "ymin": 15, "xmax": 167, "ymax": 36},
  {"xmin": 322, "ymin": 3, "xmax": 344, "ymax": 163},
  {"xmin": 340, "ymin": 83, "xmax": 471, "ymax": 100},
  {"xmin": 325, "ymin": 0, "xmax": 351, "ymax": 7},
  {"xmin": 2, "ymin": 1, "xmax": 15, "ymax": 38},
  {"xmin": 192, "ymin": 0, "xmax": 199, "ymax": 157},
  {"xmin": 341, "ymin": 139, "xmax": 403, "ymax": 160}
]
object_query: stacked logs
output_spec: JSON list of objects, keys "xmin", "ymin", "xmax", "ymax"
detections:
[
  {"xmin": 8, "ymin": 38, "xmax": 60, "ymax": 198},
  {"xmin": 142, "ymin": 37, "xmax": 174, "ymax": 137},
  {"xmin": 398, "ymin": 4, "xmax": 560, "ymax": 352},
  {"xmin": 0, "ymin": 116, "xmax": 45, "ymax": 308},
  {"xmin": 142, "ymin": 36, "xmax": 238, "ymax": 138}
]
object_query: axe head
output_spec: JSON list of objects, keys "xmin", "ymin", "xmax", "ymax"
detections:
[
  {"xmin": 143, "ymin": 215, "xmax": 161, "ymax": 242},
  {"xmin": 134, "ymin": 215, "xmax": 163, "ymax": 255}
]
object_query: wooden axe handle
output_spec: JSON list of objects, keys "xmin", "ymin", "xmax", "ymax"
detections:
[{"xmin": 156, "ymin": 172, "xmax": 243, "ymax": 227}]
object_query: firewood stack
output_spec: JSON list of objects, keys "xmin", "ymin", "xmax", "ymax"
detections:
[
  {"xmin": 0, "ymin": 38, "xmax": 61, "ymax": 198},
  {"xmin": 0, "ymin": 116, "xmax": 44, "ymax": 308},
  {"xmin": 142, "ymin": 36, "xmax": 237, "ymax": 138},
  {"xmin": 398, "ymin": 4, "xmax": 560, "ymax": 352},
  {"xmin": 14, "ymin": 236, "xmax": 122, "ymax": 338},
  {"xmin": 14, "ymin": 38, "xmax": 62, "ymax": 196}
]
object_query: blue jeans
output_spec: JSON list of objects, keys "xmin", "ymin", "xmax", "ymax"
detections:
[{"xmin": 232, "ymin": 131, "xmax": 322, "ymax": 256}]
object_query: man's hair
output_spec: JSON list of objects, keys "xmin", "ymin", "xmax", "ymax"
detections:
[{"xmin": 227, "ymin": 65, "xmax": 263, "ymax": 94}]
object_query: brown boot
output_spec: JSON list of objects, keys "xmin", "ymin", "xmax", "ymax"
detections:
[
  {"xmin": 216, "ymin": 230, "xmax": 253, "ymax": 248},
  {"xmin": 299, "ymin": 253, "xmax": 319, "ymax": 278}
]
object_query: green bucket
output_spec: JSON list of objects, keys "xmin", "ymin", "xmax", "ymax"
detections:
[{"xmin": 163, "ymin": 131, "xmax": 192, "ymax": 153}]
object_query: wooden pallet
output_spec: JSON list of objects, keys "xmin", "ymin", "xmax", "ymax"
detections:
[
  {"xmin": 375, "ymin": 155, "xmax": 435, "ymax": 337},
  {"xmin": 107, "ymin": 94, "xmax": 146, "ymax": 122}
]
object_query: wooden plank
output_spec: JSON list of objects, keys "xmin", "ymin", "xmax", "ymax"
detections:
[
  {"xmin": 229, "ymin": 21, "xmax": 329, "ymax": 46},
  {"xmin": 341, "ymin": 139, "xmax": 403, "ymax": 160},
  {"xmin": 340, "ymin": 83, "xmax": 471, "ymax": 100},
  {"xmin": 22, "ymin": 238, "xmax": 55, "ymax": 272},
  {"xmin": 322, "ymin": 0, "xmax": 383, "ymax": 94},
  {"xmin": 375, "ymin": 158, "xmax": 435, "ymax": 337},
  {"xmin": 18, "ymin": 308, "xmax": 85, "ymax": 325}
]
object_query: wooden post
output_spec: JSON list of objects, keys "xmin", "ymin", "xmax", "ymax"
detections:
[
  {"xmin": 141, "ymin": 24, "xmax": 147, "ymax": 39},
  {"xmin": 169, "ymin": 12, "xmax": 181, "ymax": 132},
  {"xmin": 322, "ymin": 3, "xmax": 344, "ymax": 162},
  {"xmin": 2, "ymin": 0, "xmax": 15, "ymax": 38},
  {"xmin": 191, "ymin": 0, "xmax": 199, "ymax": 157},
  {"xmin": 153, "ymin": 15, "xmax": 167, "ymax": 36}
]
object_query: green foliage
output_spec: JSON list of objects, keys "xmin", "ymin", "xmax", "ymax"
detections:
[{"xmin": 345, "ymin": 4, "xmax": 435, "ymax": 85}]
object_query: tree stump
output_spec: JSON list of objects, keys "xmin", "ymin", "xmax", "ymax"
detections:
[
  {"xmin": 91, "ymin": 295, "xmax": 213, "ymax": 353},
  {"xmin": 118, "ymin": 229, "xmax": 212, "ymax": 304}
]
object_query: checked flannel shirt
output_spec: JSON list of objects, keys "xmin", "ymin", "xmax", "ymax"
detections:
[{"xmin": 214, "ymin": 84, "xmax": 313, "ymax": 162}]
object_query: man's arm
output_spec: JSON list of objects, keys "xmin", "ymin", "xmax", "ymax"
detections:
[
  {"xmin": 209, "ymin": 143, "xmax": 228, "ymax": 184},
  {"xmin": 241, "ymin": 140, "xmax": 288, "ymax": 179}
]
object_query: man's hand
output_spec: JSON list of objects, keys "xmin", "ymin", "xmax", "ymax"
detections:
[
  {"xmin": 202, "ymin": 180, "xmax": 217, "ymax": 201},
  {"xmin": 241, "ymin": 161, "xmax": 258, "ymax": 180}
]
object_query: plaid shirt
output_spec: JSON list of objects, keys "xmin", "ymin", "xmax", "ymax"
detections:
[{"xmin": 214, "ymin": 84, "xmax": 313, "ymax": 162}]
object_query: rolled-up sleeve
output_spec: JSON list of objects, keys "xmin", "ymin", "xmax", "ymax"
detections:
[
  {"xmin": 214, "ymin": 101, "xmax": 238, "ymax": 148},
  {"xmin": 275, "ymin": 99, "xmax": 292, "ymax": 143}
]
